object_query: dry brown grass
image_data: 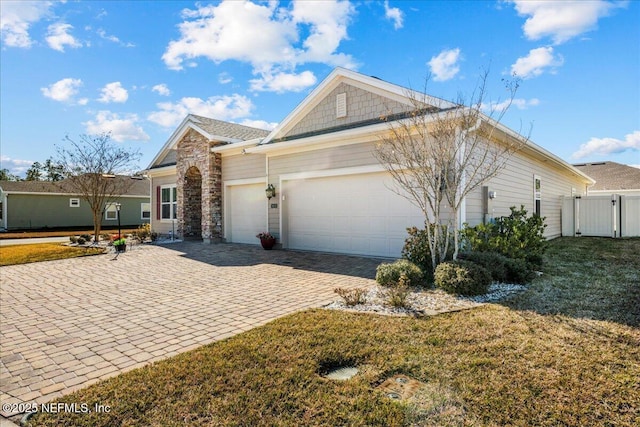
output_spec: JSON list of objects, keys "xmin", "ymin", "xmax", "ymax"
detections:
[
  {"xmin": 0, "ymin": 243, "xmax": 105, "ymax": 266},
  {"xmin": 30, "ymin": 238, "xmax": 640, "ymax": 426}
]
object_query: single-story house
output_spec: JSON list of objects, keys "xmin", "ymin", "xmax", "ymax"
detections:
[
  {"xmin": 0, "ymin": 176, "xmax": 150, "ymax": 230},
  {"xmin": 146, "ymin": 67, "xmax": 594, "ymax": 258},
  {"xmin": 573, "ymin": 161, "xmax": 640, "ymax": 196}
]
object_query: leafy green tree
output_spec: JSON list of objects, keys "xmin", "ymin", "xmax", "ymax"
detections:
[
  {"xmin": 0, "ymin": 169, "xmax": 20, "ymax": 181},
  {"xmin": 25, "ymin": 162, "xmax": 43, "ymax": 181},
  {"xmin": 43, "ymin": 158, "xmax": 64, "ymax": 181}
]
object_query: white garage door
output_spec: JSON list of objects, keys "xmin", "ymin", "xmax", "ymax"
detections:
[
  {"xmin": 227, "ymin": 183, "xmax": 267, "ymax": 244},
  {"xmin": 284, "ymin": 172, "xmax": 424, "ymax": 257}
]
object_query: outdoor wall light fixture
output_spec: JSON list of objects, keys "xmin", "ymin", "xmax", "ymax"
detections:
[
  {"xmin": 266, "ymin": 184, "xmax": 276, "ymax": 200},
  {"xmin": 489, "ymin": 191, "xmax": 497, "ymax": 199}
]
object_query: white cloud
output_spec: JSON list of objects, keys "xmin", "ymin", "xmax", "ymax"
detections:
[
  {"xmin": 508, "ymin": 0, "xmax": 622, "ymax": 44},
  {"xmin": 152, "ymin": 84, "xmax": 171, "ymax": 96},
  {"xmin": 0, "ymin": 155, "xmax": 34, "ymax": 176},
  {"xmin": 162, "ymin": 0, "xmax": 356, "ymax": 93},
  {"xmin": 483, "ymin": 98, "xmax": 540, "ymax": 113},
  {"xmin": 98, "ymin": 82, "xmax": 128, "ymax": 103},
  {"xmin": 510, "ymin": 46, "xmax": 564, "ymax": 79},
  {"xmin": 0, "ymin": 0, "xmax": 54, "ymax": 48},
  {"xmin": 97, "ymin": 28, "xmax": 135, "ymax": 47},
  {"xmin": 46, "ymin": 22, "xmax": 82, "ymax": 52},
  {"xmin": 428, "ymin": 48, "xmax": 461, "ymax": 81},
  {"xmin": 239, "ymin": 119, "xmax": 278, "ymax": 131},
  {"xmin": 41, "ymin": 78, "xmax": 85, "ymax": 103},
  {"xmin": 384, "ymin": 1, "xmax": 404, "ymax": 29},
  {"xmin": 289, "ymin": 0, "xmax": 356, "ymax": 66},
  {"xmin": 147, "ymin": 94, "xmax": 255, "ymax": 128},
  {"xmin": 250, "ymin": 70, "xmax": 317, "ymax": 93},
  {"xmin": 571, "ymin": 130, "xmax": 640, "ymax": 159},
  {"xmin": 218, "ymin": 72, "xmax": 233, "ymax": 84},
  {"xmin": 83, "ymin": 111, "xmax": 150, "ymax": 142}
]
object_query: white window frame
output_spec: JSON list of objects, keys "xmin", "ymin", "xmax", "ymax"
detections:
[
  {"xmin": 160, "ymin": 185, "xmax": 177, "ymax": 221},
  {"xmin": 141, "ymin": 202, "xmax": 151, "ymax": 220},
  {"xmin": 69, "ymin": 198, "xmax": 80, "ymax": 208},
  {"xmin": 534, "ymin": 175, "xmax": 541, "ymax": 216},
  {"xmin": 105, "ymin": 203, "xmax": 118, "ymax": 221}
]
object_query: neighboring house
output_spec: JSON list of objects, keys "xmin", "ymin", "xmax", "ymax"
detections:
[
  {"xmin": 573, "ymin": 161, "xmax": 640, "ymax": 196},
  {"xmin": 146, "ymin": 67, "xmax": 593, "ymax": 258},
  {"xmin": 0, "ymin": 176, "xmax": 150, "ymax": 230}
]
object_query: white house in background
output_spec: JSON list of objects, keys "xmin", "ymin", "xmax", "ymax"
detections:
[
  {"xmin": 573, "ymin": 161, "xmax": 640, "ymax": 196},
  {"xmin": 145, "ymin": 67, "xmax": 594, "ymax": 258}
]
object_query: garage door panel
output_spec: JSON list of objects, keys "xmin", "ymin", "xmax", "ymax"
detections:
[
  {"xmin": 285, "ymin": 172, "xmax": 423, "ymax": 257},
  {"xmin": 227, "ymin": 183, "xmax": 266, "ymax": 245}
]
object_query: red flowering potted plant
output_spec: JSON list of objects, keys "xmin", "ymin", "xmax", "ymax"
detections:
[{"xmin": 256, "ymin": 232, "xmax": 276, "ymax": 250}]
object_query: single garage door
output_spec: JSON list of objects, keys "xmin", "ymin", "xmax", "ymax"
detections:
[
  {"xmin": 284, "ymin": 172, "xmax": 424, "ymax": 257},
  {"xmin": 227, "ymin": 183, "xmax": 267, "ymax": 244}
]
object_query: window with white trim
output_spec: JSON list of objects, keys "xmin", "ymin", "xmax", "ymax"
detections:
[
  {"xmin": 161, "ymin": 185, "xmax": 177, "ymax": 220},
  {"xmin": 69, "ymin": 198, "xmax": 80, "ymax": 208},
  {"xmin": 534, "ymin": 175, "xmax": 541, "ymax": 216},
  {"xmin": 105, "ymin": 203, "xmax": 118, "ymax": 220},
  {"xmin": 141, "ymin": 202, "xmax": 151, "ymax": 220}
]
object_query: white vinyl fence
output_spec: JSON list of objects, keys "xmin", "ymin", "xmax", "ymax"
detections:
[{"xmin": 562, "ymin": 195, "xmax": 640, "ymax": 238}]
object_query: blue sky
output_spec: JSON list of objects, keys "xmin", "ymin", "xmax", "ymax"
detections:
[{"xmin": 1, "ymin": 0, "xmax": 639, "ymax": 177}]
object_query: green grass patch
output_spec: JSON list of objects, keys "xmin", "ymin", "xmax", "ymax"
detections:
[
  {"xmin": 0, "ymin": 243, "xmax": 105, "ymax": 266},
  {"xmin": 31, "ymin": 238, "xmax": 640, "ymax": 426}
]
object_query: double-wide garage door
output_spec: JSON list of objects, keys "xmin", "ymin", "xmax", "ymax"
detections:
[{"xmin": 284, "ymin": 172, "xmax": 424, "ymax": 258}]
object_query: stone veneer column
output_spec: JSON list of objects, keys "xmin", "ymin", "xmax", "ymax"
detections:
[{"xmin": 176, "ymin": 129, "xmax": 223, "ymax": 243}]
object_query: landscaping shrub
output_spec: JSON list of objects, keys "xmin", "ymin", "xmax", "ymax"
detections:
[
  {"xmin": 135, "ymin": 223, "xmax": 151, "ymax": 241},
  {"xmin": 383, "ymin": 274, "xmax": 412, "ymax": 308},
  {"xmin": 375, "ymin": 259, "xmax": 423, "ymax": 287},
  {"xmin": 402, "ymin": 223, "xmax": 454, "ymax": 277},
  {"xmin": 80, "ymin": 234, "xmax": 91, "ymax": 242},
  {"xmin": 458, "ymin": 251, "xmax": 509, "ymax": 282},
  {"xmin": 76, "ymin": 237, "xmax": 86, "ymax": 245},
  {"xmin": 461, "ymin": 205, "xmax": 547, "ymax": 267},
  {"xmin": 334, "ymin": 288, "xmax": 368, "ymax": 306},
  {"xmin": 434, "ymin": 260, "xmax": 491, "ymax": 296},
  {"xmin": 69, "ymin": 236, "xmax": 78, "ymax": 244},
  {"xmin": 504, "ymin": 257, "xmax": 536, "ymax": 284}
]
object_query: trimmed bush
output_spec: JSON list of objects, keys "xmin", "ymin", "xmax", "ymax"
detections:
[
  {"xmin": 402, "ymin": 223, "xmax": 454, "ymax": 278},
  {"xmin": 504, "ymin": 257, "xmax": 536, "ymax": 284},
  {"xmin": 69, "ymin": 236, "xmax": 78, "ymax": 243},
  {"xmin": 76, "ymin": 237, "xmax": 86, "ymax": 245},
  {"xmin": 375, "ymin": 259, "xmax": 423, "ymax": 287},
  {"xmin": 434, "ymin": 260, "xmax": 491, "ymax": 296},
  {"xmin": 459, "ymin": 251, "xmax": 509, "ymax": 282},
  {"xmin": 460, "ymin": 205, "xmax": 547, "ymax": 267}
]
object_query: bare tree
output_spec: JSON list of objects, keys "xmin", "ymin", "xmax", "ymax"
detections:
[
  {"xmin": 55, "ymin": 133, "xmax": 141, "ymax": 241},
  {"xmin": 374, "ymin": 71, "xmax": 529, "ymax": 270}
]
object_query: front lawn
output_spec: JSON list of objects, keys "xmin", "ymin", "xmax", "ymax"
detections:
[
  {"xmin": 31, "ymin": 238, "xmax": 640, "ymax": 426},
  {"xmin": 0, "ymin": 243, "xmax": 105, "ymax": 266}
]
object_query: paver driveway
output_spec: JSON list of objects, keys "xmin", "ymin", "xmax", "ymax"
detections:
[{"xmin": 0, "ymin": 242, "xmax": 381, "ymax": 417}]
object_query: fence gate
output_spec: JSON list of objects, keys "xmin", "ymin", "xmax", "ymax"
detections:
[{"xmin": 563, "ymin": 195, "xmax": 617, "ymax": 237}]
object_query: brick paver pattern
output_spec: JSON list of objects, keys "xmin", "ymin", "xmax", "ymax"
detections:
[{"xmin": 0, "ymin": 243, "xmax": 381, "ymax": 416}]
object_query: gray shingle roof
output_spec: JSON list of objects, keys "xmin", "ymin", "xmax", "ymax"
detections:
[
  {"xmin": 573, "ymin": 161, "xmax": 640, "ymax": 191},
  {"xmin": 0, "ymin": 176, "xmax": 150, "ymax": 196},
  {"xmin": 190, "ymin": 115, "xmax": 270, "ymax": 141}
]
